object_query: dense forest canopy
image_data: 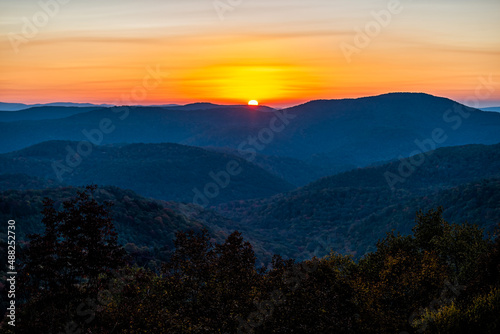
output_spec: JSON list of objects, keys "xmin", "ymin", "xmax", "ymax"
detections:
[{"xmin": 1, "ymin": 187, "xmax": 499, "ymax": 333}]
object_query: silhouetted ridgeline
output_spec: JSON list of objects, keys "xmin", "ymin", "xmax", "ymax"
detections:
[{"xmin": 2, "ymin": 94, "xmax": 500, "ymax": 174}]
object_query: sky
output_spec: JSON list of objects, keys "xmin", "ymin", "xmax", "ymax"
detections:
[{"xmin": 0, "ymin": 0, "xmax": 499, "ymax": 108}]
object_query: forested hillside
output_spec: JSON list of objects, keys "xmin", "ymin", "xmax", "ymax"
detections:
[
  {"xmin": 2, "ymin": 143, "xmax": 500, "ymax": 262},
  {"xmin": 0, "ymin": 186, "xmax": 233, "ymax": 261},
  {"xmin": 0, "ymin": 141, "xmax": 294, "ymax": 204},
  {"xmin": 2, "ymin": 189, "xmax": 498, "ymax": 333},
  {"xmin": 218, "ymin": 144, "xmax": 500, "ymax": 259}
]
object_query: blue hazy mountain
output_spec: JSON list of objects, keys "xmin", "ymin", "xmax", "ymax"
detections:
[
  {"xmin": 1, "ymin": 93, "xmax": 499, "ymax": 181},
  {"xmin": 0, "ymin": 102, "xmax": 114, "ymax": 111},
  {"xmin": 480, "ymin": 106, "xmax": 500, "ymax": 113},
  {"xmin": 217, "ymin": 143, "xmax": 500, "ymax": 259},
  {"xmin": 0, "ymin": 106, "xmax": 106, "ymax": 122},
  {"xmin": 4, "ymin": 143, "xmax": 500, "ymax": 263},
  {"xmin": 0, "ymin": 141, "xmax": 294, "ymax": 205}
]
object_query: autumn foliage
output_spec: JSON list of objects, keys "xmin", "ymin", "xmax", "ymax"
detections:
[{"xmin": 1, "ymin": 189, "xmax": 499, "ymax": 333}]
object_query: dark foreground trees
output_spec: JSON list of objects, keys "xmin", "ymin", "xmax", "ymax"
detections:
[
  {"xmin": 1, "ymin": 190, "xmax": 499, "ymax": 333},
  {"xmin": 7, "ymin": 185, "xmax": 125, "ymax": 334}
]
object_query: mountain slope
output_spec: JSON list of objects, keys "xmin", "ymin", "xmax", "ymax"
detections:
[
  {"xmin": 219, "ymin": 178, "xmax": 500, "ymax": 261},
  {"xmin": 0, "ymin": 102, "xmax": 114, "ymax": 111},
  {"xmin": 0, "ymin": 141, "xmax": 294, "ymax": 205},
  {"xmin": 0, "ymin": 186, "xmax": 228, "ymax": 257},
  {"xmin": 217, "ymin": 143, "xmax": 500, "ymax": 260},
  {"xmin": 303, "ymin": 143, "xmax": 500, "ymax": 192},
  {"xmin": 0, "ymin": 185, "xmax": 274, "ymax": 265},
  {"xmin": 0, "ymin": 106, "xmax": 104, "ymax": 122},
  {"xmin": 481, "ymin": 106, "xmax": 500, "ymax": 113},
  {"xmin": 1, "ymin": 94, "xmax": 499, "ymax": 174}
]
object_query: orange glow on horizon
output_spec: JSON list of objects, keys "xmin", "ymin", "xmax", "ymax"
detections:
[{"xmin": 0, "ymin": 0, "xmax": 499, "ymax": 108}]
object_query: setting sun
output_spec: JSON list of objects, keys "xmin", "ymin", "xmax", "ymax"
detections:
[{"xmin": 248, "ymin": 100, "xmax": 259, "ymax": 106}]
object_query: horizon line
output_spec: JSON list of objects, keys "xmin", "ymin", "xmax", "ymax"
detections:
[{"xmin": 1, "ymin": 92, "xmax": 500, "ymax": 110}]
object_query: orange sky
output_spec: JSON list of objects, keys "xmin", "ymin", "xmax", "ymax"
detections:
[{"xmin": 1, "ymin": 0, "xmax": 499, "ymax": 108}]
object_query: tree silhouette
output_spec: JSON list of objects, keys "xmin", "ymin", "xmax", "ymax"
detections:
[{"xmin": 16, "ymin": 185, "xmax": 125, "ymax": 333}]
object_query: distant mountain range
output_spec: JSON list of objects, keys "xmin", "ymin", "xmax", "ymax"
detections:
[
  {"xmin": 0, "ymin": 102, "xmax": 115, "ymax": 111},
  {"xmin": 0, "ymin": 106, "xmax": 105, "ymax": 122},
  {"xmin": 0, "ymin": 101, "xmax": 272, "ymax": 113},
  {"xmin": 1, "ymin": 93, "xmax": 500, "ymax": 263},
  {"xmin": 0, "ymin": 103, "xmax": 274, "ymax": 123},
  {"xmin": 1, "ymin": 94, "xmax": 500, "ymax": 175},
  {"xmin": 480, "ymin": 106, "xmax": 500, "ymax": 113}
]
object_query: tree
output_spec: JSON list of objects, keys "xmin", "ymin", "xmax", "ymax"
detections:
[
  {"xmin": 413, "ymin": 207, "xmax": 446, "ymax": 251},
  {"xmin": 97, "ymin": 230, "xmax": 262, "ymax": 333},
  {"xmin": 211, "ymin": 231, "xmax": 262, "ymax": 331},
  {"xmin": 356, "ymin": 232, "xmax": 448, "ymax": 333},
  {"xmin": 16, "ymin": 185, "xmax": 125, "ymax": 333},
  {"xmin": 257, "ymin": 254, "xmax": 359, "ymax": 333},
  {"xmin": 165, "ymin": 229, "xmax": 262, "ymax": 332},
  {"xmin": 413, "ymin": 207, "xmax": 492, "ymax": 283}
]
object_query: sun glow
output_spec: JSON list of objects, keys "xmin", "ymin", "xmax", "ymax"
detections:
[
  {"xmin": 178, "ymin": 62, "xmax": 324, "ymax": 106},
  {"xmin": 248, "ymin": 100, "xmax": 259, "ymax": 106}
]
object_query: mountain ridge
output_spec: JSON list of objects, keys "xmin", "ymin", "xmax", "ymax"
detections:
[
  {"xmin": 216, "ymin": 142, "xmax": 500, "ymax": 259},
  {"xmin": 0, "ymin": 141, "xmax": 294, "ymax": 205},
  {"xmin": 1, "ymin": 93, "xmax": 499, "ymax": 192}
]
